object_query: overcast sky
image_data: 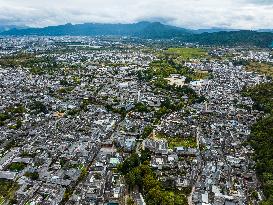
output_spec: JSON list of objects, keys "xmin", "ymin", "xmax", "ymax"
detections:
[{"xmin": 0, "ymin": 0, "xmax": 273, "ymax": 29}]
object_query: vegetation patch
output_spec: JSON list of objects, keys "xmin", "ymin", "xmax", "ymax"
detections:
[
  {"xmin": 0, "ymin": 53, "xmax": 61, "ymax": 75},
  {"xmin": 165, "ymin": 47, "xmax": 208, "ymax": 60},
  {"xmin": 245, "ymin": 62, "xmax": 273, "ymax": 77},
  {"xmin": 243, "ymin": 82, "xmax": 273, "ymax": 204},
  {"xmin": 242, "ymin": 82, "xmax": 273, "ymax": 113},
  {"xmin": 156, "ymin": 133, "xmax": 197, "ymax": 149},
  {"xmin": 0, "ymin": 179, "xmax": 19, "ymax": 203},
  {"xmin": 29, "ymin": 101, "xmax": 48, "ymax": 114},
  {"xmin": 6, "ymin": 162, "xmax": 27, "ymax": 172},
  {"xmin": 20, "ymin": 151, "xmax": 36, "ymax": 158},
  {"xmin": 137, "ymin": 47, "xmax": 209, "ymax": 106},
  {"xmin": 142, "ymin": 125, "xmax": 153, "ymax": 139},
  {"xmin": 3, "ymin": 139, "xmax": 20, "ymax": 153},
  {"xmin": 24, "ymin": 172, "xmax": 39, "ymax": 180},
  {"xmin": 0, "ymin": 105, "xmax": 26, "ymax": 127},
  {"xmin": 118, "ymin": 152, "xmax": 188, "ymax": 205},
  {"xmin": 133, "ymin": 102, "xmax": 150, "ymax": 113}
]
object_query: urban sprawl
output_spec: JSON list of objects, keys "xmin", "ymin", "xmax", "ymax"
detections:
[{"xmin": 0, "ymin": 36, "xmax": 272, "ymax": 205}]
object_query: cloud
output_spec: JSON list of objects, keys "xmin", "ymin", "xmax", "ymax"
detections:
[
  {"xmin": 246, "ymin": 0, "xmax": 273, "ymax": 5},
  {"xmin": 0, "ymin": 0, "xmax": 272, "ymax": 29}
]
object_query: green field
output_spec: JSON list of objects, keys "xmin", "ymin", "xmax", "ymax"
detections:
[
  {"xmin": 245, "ymin": 62, "xmax": 273, "ymax": 77},
  {"xmin": 165, "ymin": 47, "xmax": 208, "ymax": 60}
]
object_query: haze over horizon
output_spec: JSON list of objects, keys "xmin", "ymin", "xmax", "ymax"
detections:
[{"xmin": 0, "ymin": 0, "xmax": 273, "ymax": 30}]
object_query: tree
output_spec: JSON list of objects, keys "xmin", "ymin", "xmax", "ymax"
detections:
[
  {"xmin": 155, "ymin": 106, "xmax": 169, "ymax": 119},
  {"xmin": 143, "ymin": 174, "xmax": 161, "ymax": 194},
  {"xmin": 30, "ymin": 101, "xmax": 48, "ymax": 114},
  {"xmin": 127, "ymin": 197, "xmax": 135, "ymax": 205},
  {"xmin": 78, "ymin": 167, "xmax": 88, "ymax": 181},
  {"xmin": 24, "ymin": 172, "xmax": 39, "ymax": 180},
  {"xmin": 15, "ymin": 119, "xmax": 22, "ymax": 129},
  {"xmin": 60, "ymin": 78, "xmax": 70, "ymax": 86},
  {"xmin": 142, "ymin": 126, "xmax": 153, "ymax": 139},
  {"xmin": 140, "ymin": 149, "xmax": 151, "ymax": 163},
  {"xmin": 134, "ymin": 102, "xmax": 149, "ymax": 112},
  {"xmin": 117, "ymin": 153, "xmax": 140, "ymax": 175},
  {"xmin": 146, "ymin": 186, "xmax": 163, "ymax": 205}
]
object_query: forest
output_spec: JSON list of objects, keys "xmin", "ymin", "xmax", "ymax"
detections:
[{"xmin": 243, "ymin": 82, "xmax": 273, "ymax": 205}]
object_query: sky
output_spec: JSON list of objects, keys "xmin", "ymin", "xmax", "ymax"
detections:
[{"xmin": 0, "ymin": 0, "xmax": 273, "ymax": 29}]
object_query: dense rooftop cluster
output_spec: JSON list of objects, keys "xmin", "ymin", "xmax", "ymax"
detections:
[{"xmin": 0, "ymin": 36, "xmax": 272, "ymax": 205}]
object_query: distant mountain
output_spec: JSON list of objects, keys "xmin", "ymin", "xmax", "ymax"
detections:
[
  {"xmin": 192, "ymin": 28, "xmax": 240, "ymax": 34},
  {"xmin": 1, "ymin": 22, "xmax": 273, "ymax": 47},
  {"xmin": 0, "ymin": 21, "xmax": 190, "ymax": 38},
  {"xmin": 258, "ymin": 29, "xmax": 273, "ymax": 33},
  {"xmin": 185, "ymin": 30, "xmax": 273, "ymax": 48},
  {"xmin": 0, "ymin": 25, "xmax": 27, "ymax": 33}
]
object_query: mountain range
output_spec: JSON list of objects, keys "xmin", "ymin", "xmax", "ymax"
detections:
[
  {"xmin": 0, "ymin": 25, "xmax": 28, "ymax": 33},
  {"xmin": 1, "ymin": 21, "xmax": 273, "ymax": 47}
]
